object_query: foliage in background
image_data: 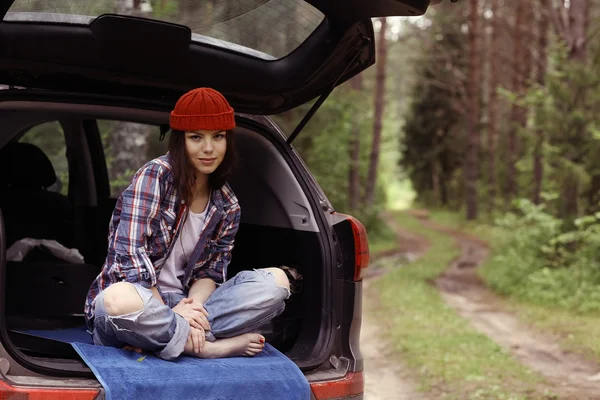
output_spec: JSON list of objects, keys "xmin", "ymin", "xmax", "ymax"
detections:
[
  {"xmin": 482, "ymin": 199, "xmax": 600, "ymax": 314},
  {"xmin": 399, "ymin": 4, "xmax": 468, "ymax": 210},
  {"xmin": 98, "ymin": 120, "xmax": 168, "ymax": 195},
  {"xmin": 470, "ymin": 29, "xmax": 600, "ymax": 313},
  {"xmin": 272, "ymin": 30, "xmax": 412, "ymax": 245},
  {"xmin": 516, "ymin": 39, "xmax": 600, "ymax": 220},
  {"xmin": 273, "ymin": 84, "xmax": 392, "ymax": 244},
  {"xmin": 397, "ymin": 1, "xmax": 600, "ymax": 317}
]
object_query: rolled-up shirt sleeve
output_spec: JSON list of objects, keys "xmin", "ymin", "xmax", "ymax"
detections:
[{"xmin": 110, "ymin": 162, "xmax": 165, "ymax": 288}]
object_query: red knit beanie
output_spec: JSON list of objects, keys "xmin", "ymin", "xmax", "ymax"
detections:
[{"xmin": 170, "ymin": 88, "xmax": 235, "ymax": 131}]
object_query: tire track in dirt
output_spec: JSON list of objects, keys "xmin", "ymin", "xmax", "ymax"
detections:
[{"xmin": 426, "ymin": 219, "xmax": 600, "ymax": 400}]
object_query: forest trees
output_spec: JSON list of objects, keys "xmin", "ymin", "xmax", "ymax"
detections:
[
  {"xmin": 365, "ymin": 18, "xmax": 389, "ymax": 207},
  {"xmin": 465, "ymin": 0, "xmax": 480, "ymax": 219},
  {"xmin": 400, "ymin": 2, "xmax": 467, "ymax": 211},
  {"xmin": 401, "ymin": 0, "xmax": 600, "ymax": 222}
]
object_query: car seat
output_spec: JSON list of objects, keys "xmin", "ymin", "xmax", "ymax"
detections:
[{"xmin": 0, "ymin": 142, "xmax": 74, "ymax": 248}]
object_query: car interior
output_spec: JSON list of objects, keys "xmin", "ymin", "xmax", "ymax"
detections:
[{"xmin": 0, "ymin": 101, "xmax": 330, "ymax": 370}]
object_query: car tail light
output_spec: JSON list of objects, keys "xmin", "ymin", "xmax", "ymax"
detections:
[
  {"xmin": 335, "ymin": 213, "xmax": 370, "ymax": 281},
  {"xmin": 310, "ymin": 372, "xmax": 364, "ymax": 399},
  {"xmin": 0, "ymin": 380, "xmax": 100, "ymax": 399}
]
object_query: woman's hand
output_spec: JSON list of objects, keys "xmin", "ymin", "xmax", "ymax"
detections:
[
  {"xmin": 172, "ymin": 298, "xmax": 211, "ymax": 331},
  {"xmin": 189, "ymin": 326, "xmax": 206, "ymax": 354}
]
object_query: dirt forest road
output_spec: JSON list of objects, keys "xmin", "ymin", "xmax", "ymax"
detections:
[
  {"xmin": 361, "ymin": 279, "xmax": 425, "ymax": 400},
  {"xmin": 361, "ymin": 214, "xmax": 430, "ymax": 400},
  {"xmin": 430, "ymin": 220, "xmax": 600, "ymax": 400},
  {"xmin": 361, "ymin": 212, "xmax": 600, "ymax": 400}
]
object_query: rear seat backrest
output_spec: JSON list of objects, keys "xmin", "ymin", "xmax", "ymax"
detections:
[{"xmin": 0, "ymin": 142, "xmax": 74, "ymax": 248}]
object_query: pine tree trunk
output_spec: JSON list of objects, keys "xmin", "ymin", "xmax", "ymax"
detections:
[
  {"xmin": 505, "ymin": 1, "xmax": 524, "ymax": 206},
  {"xmin": 519, "ymin": 4, "xmax": 534, "ymax": 128},
  {"xmin": 516, "ymin": 4, "xmax": 534, "ymax": 201},
  {"xmin": 568, "ymin": 0, "xmax": 589, "ymax": 62},
  {"xmin": 465, "ymin": 0, "xmax": 480, "ymax": 220},
  {"xmin": 487, "ymin": 0, "xmax": 499, "ymax": 215},
  {"xmin": 108, "ymin": 122, "xmax": 152, "ymax": 190},
  {"xmin": 432, "ymin": 158, "xmax": 440, "ymax": 205},
  {"xmin": 563, "ymin": 178, "xmax": 580, "ymax": 217},
  {"xmin": 364, "ymin": 18, "xmax": 388, "ymax": 207},
  {"xmin": 349, "ymin": 74, "xmax": 363, "ymax": 210},
  {"xmin": 440, "ymin": 169, "xmax": 449, "ymax": 206},
  {"xmin": 561, "ymin": 0, "xmax": 590, "ymax": 216},
  {"xmin": 533, "ymin": 3, "xmax": 550, "ymax": 205}
]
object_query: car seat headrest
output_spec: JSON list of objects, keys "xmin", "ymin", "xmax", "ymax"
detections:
[{"xmin": 0, "ymin": 142, "xmax": 58, "ymax": 190}]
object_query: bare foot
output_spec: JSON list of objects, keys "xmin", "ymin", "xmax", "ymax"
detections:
[{"xmin": 184, "ymin": 333, "xmax": 265, "ymax": 359}]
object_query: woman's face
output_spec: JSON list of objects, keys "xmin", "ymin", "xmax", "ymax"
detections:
[{"xmin": 185, "ymin": 130, "xmax": 227, "ymax": 176}]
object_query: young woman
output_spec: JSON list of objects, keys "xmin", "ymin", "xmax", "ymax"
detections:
[{"xmin": 84, "ymin": 88, "xmax": 290, "ymax": 360}]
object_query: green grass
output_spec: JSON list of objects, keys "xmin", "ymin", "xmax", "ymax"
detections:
[
  {"xmin": 369, "ymin": 232, "xmax": 398, "ymax": 257},
  {"xmin": 509, "ymin": 303, "xmax": 600, "ymax": 364},
  {"xmin": 370, "ymin": 212, "xmax": 549, "ymax": 400},
  {"xmin": 366, "ymin": 211, "xmax": 400, "ymax": 258},
  {"xmin": 426, "ymin": 208, "xmax": 498, "ymax": 241}
]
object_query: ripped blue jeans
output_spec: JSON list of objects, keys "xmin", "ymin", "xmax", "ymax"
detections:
[{"xmin": 92, "ymin": 269, "xmax": 290, "ymax": 360}]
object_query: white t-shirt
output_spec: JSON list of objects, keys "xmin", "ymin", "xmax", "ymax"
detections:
[{"xmin": 157, "ymin": 200, "xmax": 209, "ymax": 294}]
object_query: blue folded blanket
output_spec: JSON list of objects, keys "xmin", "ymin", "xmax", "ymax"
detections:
[
  {"xmin": 18, "ymin": 327, "xmax": 94, "ymax": 344},
  {"xmin": 21, "ymin": 327, "xmax": 310, "ymax": 400}
]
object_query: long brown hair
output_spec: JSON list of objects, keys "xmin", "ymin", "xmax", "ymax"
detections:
[{"xmin": 168, "ymin": 129, "xmax": 236, "ymax": 205}]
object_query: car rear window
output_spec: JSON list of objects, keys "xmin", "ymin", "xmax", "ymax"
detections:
[{"xmin": 5, "ymin": 0, "xmax": 324, "ymax": 59}]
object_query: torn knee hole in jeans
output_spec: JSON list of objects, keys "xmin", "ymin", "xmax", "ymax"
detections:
[
  {"xmin": 106, "ymin": 308, "xmax": 144, "ymax": 330},
  {"xmin": 270, "ymin": 266, "xmax": 303, "ymax": 296},
  {"xmin": 254, "ymin": 269, "xmax": 292, "ymax": 299}
]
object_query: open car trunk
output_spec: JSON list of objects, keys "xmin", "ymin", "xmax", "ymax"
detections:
[
  {"xmin": 0, "ymin": 0, "xmax": 454, "ymax": 392},
  {"xmin": 0, "ymin": 0, "xmax": 440, "ymax": 115},
  {"xmin": 0, "ymin": 96, "xmax": 335, "ymax": 378}
]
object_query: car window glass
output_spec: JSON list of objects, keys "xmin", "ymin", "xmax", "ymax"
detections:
[
  {"xmin": 6, "ymin": 0, "xmax": 325, "ymax": 59},
  {"xmin": 19, "ymin": 121, "xmax": 69, "ymax": 195},
  {"xmin": 98, "ymin": 120, "xmax": 167, "ymax": 197}
]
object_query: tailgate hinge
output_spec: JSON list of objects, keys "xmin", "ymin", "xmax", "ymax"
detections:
[{"xmin": 286, "ymin": 33, "xmax": 371, "ymax": 145}]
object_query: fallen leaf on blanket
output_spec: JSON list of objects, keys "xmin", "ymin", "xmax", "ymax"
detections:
[{"xmin": 137, "ymin": 356, "xmax": 147, "ymax": 362}]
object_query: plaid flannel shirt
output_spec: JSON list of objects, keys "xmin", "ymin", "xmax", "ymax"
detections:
[{"xmin": 84, "ymin": 154, "xmax": 241, "ymax": 330}]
